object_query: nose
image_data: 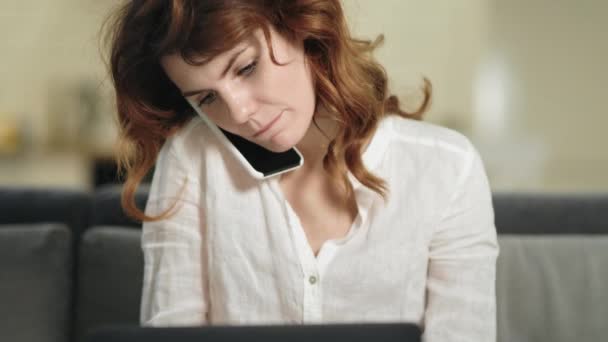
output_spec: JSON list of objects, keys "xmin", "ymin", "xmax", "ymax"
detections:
[{"xmin": 222, "ymin": 83, "xmax": 259, "ymax": 125}]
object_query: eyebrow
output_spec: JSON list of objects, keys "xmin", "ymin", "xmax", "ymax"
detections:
[{"xmin": 181, "ymin": 46, "xmax": 248, "ymax": 97}]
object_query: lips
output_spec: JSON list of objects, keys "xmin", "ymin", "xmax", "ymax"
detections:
[{"xmin": 253, "ymin": 111, "xmax": 283, "ymax": 138}]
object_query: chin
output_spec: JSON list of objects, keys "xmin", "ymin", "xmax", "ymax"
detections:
[
  {"xmin": 270, "ymin": 147, "xmax": 292, "ymax": 153},
  {"xmin": 263, "ymin": 131, "xmax": 302, "ymax": 153},
  {"xmin": 263, "ymin": 142, "xmax": 295, "ymax": 153}
]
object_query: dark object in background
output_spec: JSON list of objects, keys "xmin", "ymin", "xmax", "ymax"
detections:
[{"xmin": 92, "ymin": 157, "xmax": 153, "ymax": 189}]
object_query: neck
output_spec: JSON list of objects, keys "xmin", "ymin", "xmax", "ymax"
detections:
[
  {"xmin": 287, "ymin": 105, "xmax": 375, "ymax": 182},
  {"xmin": 298, "ymin": 124, "xmax": 335, "ymax": 165},
  {"xmin": 278, "ymin": 106, "xmax": 336, "ymax": 183}
]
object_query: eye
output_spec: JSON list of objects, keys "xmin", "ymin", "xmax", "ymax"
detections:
[
  {"xmin": 198, "ymin": 59, "xmax": 258, "ymax": 107},
  {"xmin": 198, "ymin": 92, "xmax": 217, "ymax": 107},
  {"xmin": 237, "ymin": 60, "xmax": 257, "ymax": 76}
]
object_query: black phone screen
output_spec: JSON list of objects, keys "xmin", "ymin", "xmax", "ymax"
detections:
[{"xmin": 220, "ymin": 128, "xmax": 302, "ymax": 177}]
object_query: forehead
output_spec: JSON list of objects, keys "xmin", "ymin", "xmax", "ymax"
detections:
[{"xmin": 160, "ymin": 29, "xmax": 266, "ymax": 88}]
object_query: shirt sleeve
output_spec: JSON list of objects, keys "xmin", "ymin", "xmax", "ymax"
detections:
[
  {"xmin": 422, "ymin": 141, "xmax": 500, "ymax": 341},
  {"xmin": 139, "ymin": 143, "xmax": 209, "ymax": 326}
]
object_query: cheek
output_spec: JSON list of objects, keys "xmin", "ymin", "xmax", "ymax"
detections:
[
  {"xmin": 270, "ymin": 60, "xmax": 316, "ymax": 116},
  {"xmin": 293, "ymin": 69, "xmax": 316, "ymax": 121},
  {"xmin": 200, "ymin": 107, "xmax": 237, "ymax": 132}
]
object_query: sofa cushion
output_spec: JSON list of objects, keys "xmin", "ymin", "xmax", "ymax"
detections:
[
  {"xmin": 74, "ymin": 226, "xmax": 143, "ymax": 342},
  {"xmin": 497, "ymin": 235, "xmax": 608, "ymax": 342},
  {"xmin": 0, "ymin": 223, "xmax": 72, "ymax": 342},
  {"xmin": 493, "ymin": 193, "xmax": 608, "ymax": 234}
]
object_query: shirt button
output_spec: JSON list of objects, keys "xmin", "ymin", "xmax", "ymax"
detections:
[{"xmin": 308, "ymin": 275, "xmax": 318, "ymax": 285}]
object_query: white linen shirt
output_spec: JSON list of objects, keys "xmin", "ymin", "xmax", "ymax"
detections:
[{"xmin": 140, "ymin": 114, "xmax": 499, "ymax": 342}]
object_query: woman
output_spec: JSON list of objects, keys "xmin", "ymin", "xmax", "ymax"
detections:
[{"xmin": 104, "ymin": 0, "xmax": 499, "ymax": 341}]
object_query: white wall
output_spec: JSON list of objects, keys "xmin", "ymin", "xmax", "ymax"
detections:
[
  {"xmin": 344, "ymin": 0, "xmax": 608, "ymax": 192},
  {"xmin": 1, "ymin": 0, "xmax": 607, "ymax": 192},
  {"xmin": 0, "ymin": 0, "xmax": 117, "ymax": 150},
  {"xmin": 343, "ymin": 0, "xmax": 488, "ymax": 132},
  {"xmin": 477, "ymin": 0, "xmax": 608, "ymax": 191}
]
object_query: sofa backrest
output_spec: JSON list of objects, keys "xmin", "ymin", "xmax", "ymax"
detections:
[
  {"xmin": 0, "ymin": 187, "xmax": 91, "ymax": 243},
  {"xmin": 493, "ymin": 192, "xmax": 608, "ymax": 234},
  {"xmin": 89, "ymin": 184, "xmax": 149, "ymax": 228}
]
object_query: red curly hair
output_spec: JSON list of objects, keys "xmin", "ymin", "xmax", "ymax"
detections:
[{"xmin": 103, "ymin": 0, "xmax": 431, "ymax": 222}]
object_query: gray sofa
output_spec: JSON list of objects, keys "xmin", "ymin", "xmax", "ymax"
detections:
[{"xmin": 1, "ymin": 185, "xmax": 607, "ymax": 342}]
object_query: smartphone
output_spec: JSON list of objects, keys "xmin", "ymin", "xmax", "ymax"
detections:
[{"xmin": 187, "ymin": 100, "xmax": 304, "ymax": 179}]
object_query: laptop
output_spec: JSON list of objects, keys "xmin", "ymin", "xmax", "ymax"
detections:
[{"xmin": 87, "ymin": 323, "xmax": 421, "ymax": 342}]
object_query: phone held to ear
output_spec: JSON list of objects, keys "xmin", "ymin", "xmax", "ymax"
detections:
[{"xmin": 187, "ymin": 100, "xmax": 304, "ymax": 180}]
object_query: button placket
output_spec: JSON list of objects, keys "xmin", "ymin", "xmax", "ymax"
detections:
[
  {"xmin": 270, "ymin": 179, "xmax": 324, "ymax": 322},
  {"xmin": 303, "ymin": 269, "xmax": 322, "ymax": 322}
]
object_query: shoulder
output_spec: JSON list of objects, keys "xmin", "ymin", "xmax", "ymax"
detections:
[
  {"xmin": 157, "ymin": 115, "xmax": 208, "ymax": 175},
  {"xmin": 384, "ymin": 115, "xmax": 473, "ymax": 158},
  {"xmin": 146, "ymin": 116, "xmax": 207, "ymax": 214},
  {"xmin": 381, "ymin": 115, "xmax": 481, "ymax": 193},
  {"xmin": 163, "ymin": 115, "xmax": 206, "ymax": 155}
]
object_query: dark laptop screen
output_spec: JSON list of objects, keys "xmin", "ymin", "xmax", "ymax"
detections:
[{"xmin": 87, "ymin": 323, "xmax": 421, "ymax": 342}]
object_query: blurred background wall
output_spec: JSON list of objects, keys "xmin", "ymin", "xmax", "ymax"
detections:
[{"xmin": 1, "ymin": 0, "xmax": 606, "ymax": 193}]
